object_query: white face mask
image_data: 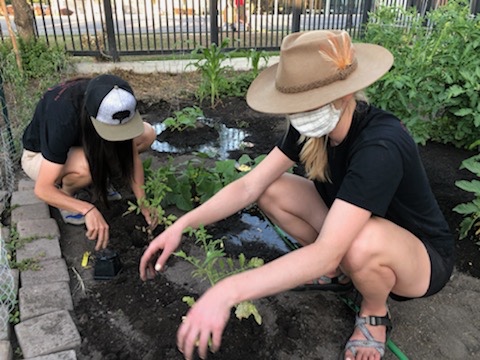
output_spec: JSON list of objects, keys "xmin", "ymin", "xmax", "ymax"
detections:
[{"xmin": 287, "ymin": 103, "xmax": 341, "ymax": 138}]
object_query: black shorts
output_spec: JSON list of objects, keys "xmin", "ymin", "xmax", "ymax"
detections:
[{"xmin": 389, "ymin": 240, "xmax": 454, "ymax": 302}]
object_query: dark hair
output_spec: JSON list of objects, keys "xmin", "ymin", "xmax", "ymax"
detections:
[{"xmin": 79, "ymin": 86, "xmax": 134, "ymax": 205}]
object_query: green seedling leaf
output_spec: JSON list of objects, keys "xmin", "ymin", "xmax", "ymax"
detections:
[{"xmin": 235, "ymin": 301, "xmax": 262, "ymax": 325}]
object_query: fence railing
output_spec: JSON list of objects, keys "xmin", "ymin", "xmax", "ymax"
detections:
[
  {"xmin": 2, "ymin": 0, "xmax": 376, "ymax": 60},
  {"xmin": 1, "ymin": 0, "xmax": 480, "ymax": 61}
]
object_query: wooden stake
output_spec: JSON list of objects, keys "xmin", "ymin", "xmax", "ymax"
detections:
[{"xmin": 0, "ymin": 0, "xmax": 23, "ymax": 72}]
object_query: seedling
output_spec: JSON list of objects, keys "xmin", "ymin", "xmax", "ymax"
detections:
[
  {"xmin": 175, "ymin": 226, "xmax": 264, "ymax": 325},
  {"xmin": 163, "ymin": 106, "xmax": 204, "ymax": 132}
]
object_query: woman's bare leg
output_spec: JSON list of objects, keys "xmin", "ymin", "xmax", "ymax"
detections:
[
  {"xmin": 135, "ymin": 122, "xmax": 156, "ymax": 153},
  {"xmin": 342, "ymin": 217, "xmax": 431, "ymax": 359},
  {"xmin": 257, "ymin": 172, "xmax": 328, "ymax": 246}
]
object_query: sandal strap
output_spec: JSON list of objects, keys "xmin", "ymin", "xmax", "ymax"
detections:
[
  {"xmin": 357, "ymin": 314, "xmax": 392, "ymax": 330},
  {"xmin": 345, "ymin": 313, "xmax": 393, "ymax": 358},
  {"xmin": 317, "ymin": 273, "xmax": 348, "ymax": 284},
  {"xmin": 345, "ymin": 339, "xmax": 386, "ymax": 357}
]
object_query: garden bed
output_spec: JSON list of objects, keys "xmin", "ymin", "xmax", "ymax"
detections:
[{"xmin": 35, "ymin": 71, "xmax": 480, "ymax": 359}]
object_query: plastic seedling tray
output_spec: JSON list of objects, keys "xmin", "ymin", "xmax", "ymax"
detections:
[{"xmin": 94, "ymin": 248, "xmax": 122, "ymax": 280}]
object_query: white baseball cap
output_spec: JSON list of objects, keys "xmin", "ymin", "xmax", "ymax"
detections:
[{"xmin": 85, "ymin": 74, "xmax": 144, "ymax": 141}]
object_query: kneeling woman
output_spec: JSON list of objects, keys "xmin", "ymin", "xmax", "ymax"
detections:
[{"xmin": 22, "ymin": 74, "xmax": 157, "ymax": 250}]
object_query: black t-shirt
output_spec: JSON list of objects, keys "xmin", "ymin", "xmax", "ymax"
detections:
[
  {"xmin": 22, "ymin": 79, "xmax": 89, "ymax": 164},
  {"xmin": 277, "ymin": 102, "xmax": 454, "ymax": 258}
]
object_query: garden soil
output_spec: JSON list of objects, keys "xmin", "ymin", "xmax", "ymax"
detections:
[{"xmin": 22, "ymin": 71, "xmax": 480, "ymax": 359}]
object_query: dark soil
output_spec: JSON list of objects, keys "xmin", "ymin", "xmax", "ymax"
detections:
[{"xmin": 49, "ymin": 71, "xmax": 479, "ymax": 360}]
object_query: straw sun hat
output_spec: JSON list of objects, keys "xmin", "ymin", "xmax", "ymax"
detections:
[{"xmin": 246, "ymin": 30, "xmax": 394, "ymax": 114}]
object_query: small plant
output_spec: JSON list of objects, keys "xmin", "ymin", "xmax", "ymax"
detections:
[
  {"xmin": 247, "ymin": 48, "xmax": 270, "ymax": 78},
  {"xmin": 188, "ymin": 39, "xmax": 232, "ymax": 108},
  {"xmin": 453, "ymin": 152, "xmax": 480, "ymax": 245},
  {"xmin": 134, "ymin": 153, "xmax": 265, "ymax": 213},
  {"xmin": 4, "ymin": 227, "xmax": 42, "ymax": 270},
  {"xmin": 175, "ymin": 226, "xmax": 263, "ymax": 324},
  {"xmin": 123, "ymin": 158, "xmax": 178, "ymax": 232},
  {"xmin": 9, "ymin": 308, "xmax": 20, "ymax": 325},
  {"xmin": 163, "ymin": 106, "xmax": 204, "ymax": 132}
]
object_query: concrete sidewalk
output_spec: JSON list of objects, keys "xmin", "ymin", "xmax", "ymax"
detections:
[{"xmin": 72, "ymin": 56, "xmax": 279, "ymax": 75}]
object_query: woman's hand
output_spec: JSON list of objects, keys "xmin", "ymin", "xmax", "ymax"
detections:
[
  {"xmin": 177, "ymin": 286, "xmax": 232, "ymax": 360},
  {"xmin": 84, "ymin": 206, "xmax": 109, "ymax": 251},
  {"xmin": 139, "ymin": 225, "xmax": 183, "ymax": 281},
  {"xmin": 140, "ymin": 205, "xmax": 158, "ymax": 231}
]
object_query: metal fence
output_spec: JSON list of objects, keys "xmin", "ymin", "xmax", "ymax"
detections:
[
  {"xmin": 1, "ymin": 0, "xmax": 480, "ymax": 61},
  {"xmin": 1, "ymin": 0, "xmax": 404, "ymax": 61}
]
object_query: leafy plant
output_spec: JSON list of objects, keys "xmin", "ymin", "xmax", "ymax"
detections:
[
  {"xmin": 364, "ymin": 0, "xmax": 480, "ymax": 149},
  {"xmin": 188, "ymin": 39, "xmax": 232, "ymax": 108},
  {"xmin": 123, "ymin": 158, "xmax": 178, "ymax": 232},
  {"xmin": 163, "ymin": 106, "xmax": 204, "ymax": 132},
  {"xmin": 4, "ymin": 227, "xmax": 42, "ymax": 270},
  {"xmin": 132, "ymin": 153, "xmax": 263, "ymax": 215},
  {"xmin": 175, "ymin": 226, "xmax": 263, "ymax": 324},
  {"xmin": 453, "ymin": 152, "xmax": 480, "ymax": 245},
  {"xmin": 247, "ymin": 48, "xmax": 270, "ymax": 78}
]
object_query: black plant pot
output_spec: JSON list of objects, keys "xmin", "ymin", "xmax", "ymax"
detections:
[{"xmin": 94, "ymin": 248, "xmax": 122, "ymax": 280}]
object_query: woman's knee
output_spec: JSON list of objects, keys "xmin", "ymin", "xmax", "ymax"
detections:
[
  {"xmin": 342, "ymin": 219, "xmax": 384, "ymax": 272},
  {"xmin": 257, "ymin": 175, "xmax": 287, "ymax": 212},
  {"xmin": 60, "ymin": 148, "xmax": 91, "ymax": 185},
  {"xmin": 135, "ymin": 122, "xmax": 156, "ymax": 153}
]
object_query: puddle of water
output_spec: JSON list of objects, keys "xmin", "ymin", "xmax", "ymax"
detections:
[
  {"xmin": 151, "ymin": 117, "xmax": 248, "ymax": 159},
  {"xmin": 225, "ymin": 211, "xmax": 298, "ymax": 254}
]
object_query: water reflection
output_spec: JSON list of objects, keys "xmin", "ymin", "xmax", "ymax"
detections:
[
  {"xmin": 226, "ymin": 212, "xmax": 293, "ymax": 253},
  {"xmin": 151, "ymin": 118, "xmax": 248, "ymax": 159}
]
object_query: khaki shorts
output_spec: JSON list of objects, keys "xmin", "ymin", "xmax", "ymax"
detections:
[{"xmin": 21, "ymin": 149, "xmax": 43, "ymax": 181}]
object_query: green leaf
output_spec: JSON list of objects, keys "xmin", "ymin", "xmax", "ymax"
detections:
[
  {"xmin": 458, "ymin": 217, "xmax": 475, "ymax": 239},
  {"xmin": 453, "ymin": 202, "xmax": 480, "ymax": 215},
  {"xmin": 182, "ymin": 296, "xmax": 196, "ymax": 307},
  {"xmin": 235, "ymin": 301, "xmax": 262, "ymax": 325},
  {"xmin": 455, "ymin": 179, "xmax": 480, "ymax": 194},
  {"xmin": 453, "ymin": 108, "xmax": 473, "ymax": 117}
]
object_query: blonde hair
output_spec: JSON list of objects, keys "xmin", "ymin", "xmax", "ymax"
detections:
[{"xmin": 298, "ymin": 91, "xmax": 368, "ymax": 182}]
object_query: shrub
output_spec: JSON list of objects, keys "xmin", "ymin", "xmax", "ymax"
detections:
[{"xmin": 364, "ymin": 0, "xmax": 480, "ymax": 149}]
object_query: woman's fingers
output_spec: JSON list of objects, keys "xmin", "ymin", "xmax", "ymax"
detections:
[
  {"xmin": 177, "ymin": 318, "xmax": 199, "ymax": 360},
  {"xmin": 84, "ymin": 209, "xmax": 109, "ymax": 250},
  {"xmin": 139, "ymin": 241, "xmax": 164, "ymax": 280}
]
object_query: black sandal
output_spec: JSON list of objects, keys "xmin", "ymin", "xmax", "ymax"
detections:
[{"xmin": 341, "ymin": 311, "xmax": 393, "ymax": 359}]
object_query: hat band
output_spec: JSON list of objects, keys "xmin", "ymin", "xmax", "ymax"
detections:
[{"xmin": 276, "ymin": 59, "xmax": 358, "ymax": 94}]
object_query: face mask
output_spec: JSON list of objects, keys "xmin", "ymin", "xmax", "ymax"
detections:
[{"xmin": 287, "ymin": 103, "xmax": 341, "ymax": 138}]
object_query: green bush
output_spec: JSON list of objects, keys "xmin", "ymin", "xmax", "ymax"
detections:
[
  {"xmin": 0, "ymin": 38, "xmax": 70, "ymax": 157},
  {"xmin": 364, "ymin": 0, "xmax": 480, "ymax": 149},
  {"xmin": 0, "ymin": 38, "xmax": 69, "ymax": 83}
]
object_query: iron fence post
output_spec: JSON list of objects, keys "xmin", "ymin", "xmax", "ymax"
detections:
[
  {"xmin": 471, "ymin": 0, "xmax": 480, "ymax": 14},
  {"xmin": 210, "ymin": 0, "xmax": 219, "ymax": 45},
  {"xmin": 102, "ymin": 0, "xmax": 120, "ymax": 62},
  {"xmin": 292, "ymin": 0, "xmax": 302, "ymax": 33},
  {"xmin": 360, "ymin": 0, "xmax": 374, "ymax": 38}
]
